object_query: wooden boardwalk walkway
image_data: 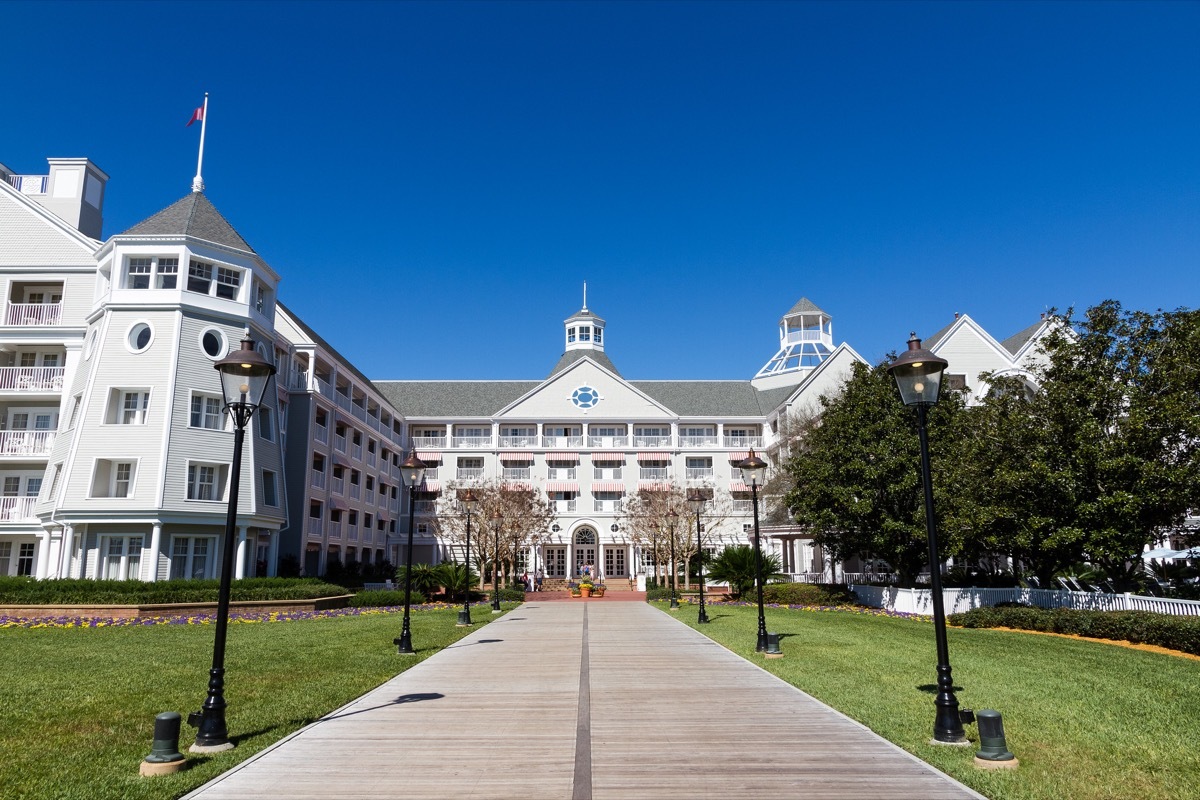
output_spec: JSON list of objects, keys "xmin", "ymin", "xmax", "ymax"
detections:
[{"xmin": 183, "ymin": 602, "xmax": 985, "ymax": 800}]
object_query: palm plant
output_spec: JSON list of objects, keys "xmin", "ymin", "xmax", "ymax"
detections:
[
  {"xmin": 706, "ymin": 545, "xmax": 785, "ymax": 599},
  {"xmin": 435, "ymin": 563, "xmax": 479, "ymax": 602}
]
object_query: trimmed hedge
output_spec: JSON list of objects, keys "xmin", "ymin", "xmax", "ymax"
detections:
[
  {"xmin": 645, "ymin": 587, "xmax": 673, "ymax": 602},
  {"xmin": 949, "ymin": 606, "xmax": 1200, "ymax": 656},
  {"xmin": 760, "ymin": 582, "xmax": 856, "ymax": 606},
  {"xmin": 496, "ymin": 587, "xmax": 525, "ymax": 602},
  {"xmin": 350, "ymin": 589, "xmax": 427, "ymax": 607},
  {"xmin": 0, "ymin": 576, "xmax": 348, "ymax": 605}
]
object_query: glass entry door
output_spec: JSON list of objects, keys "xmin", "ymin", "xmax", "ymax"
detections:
[{"xmin": 545, "ymin": 546, "xmax": 567, "ymax": 577}]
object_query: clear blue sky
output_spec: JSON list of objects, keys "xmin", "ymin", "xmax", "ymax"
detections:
[{"xmin": 2, "ymin": 1, "xmax": 1197, "ymax": 380}]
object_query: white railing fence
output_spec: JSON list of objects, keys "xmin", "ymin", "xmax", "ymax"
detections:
[{"xmin": 849, "ymin": 585, "xmax": 1200, "ymax": 617}]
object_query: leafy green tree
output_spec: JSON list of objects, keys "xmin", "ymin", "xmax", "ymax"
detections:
[
  {"xmin": 784, "ymin": 360, "xmax": 967, "ymax": 585},
  {"xmin": 705, "ymin": 545, "xmax": 785, "ymax": 599}
]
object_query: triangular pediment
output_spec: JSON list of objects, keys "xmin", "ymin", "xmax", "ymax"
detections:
[
  {"xmin": 0, "ymin": 181, "xmax": 99, "ymax": 266},
  {"xmin": 497, "ymin": 357, "xmax": 673, "ymax": 420}
]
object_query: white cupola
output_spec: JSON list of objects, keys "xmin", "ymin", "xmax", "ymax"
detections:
[
  {"xmin": 564, "ymin": 283, "xmax": 605, "ymax": 353},
  {"xmin": 753, "ymin": 298, "xmax": 834, "ymax": 386}
]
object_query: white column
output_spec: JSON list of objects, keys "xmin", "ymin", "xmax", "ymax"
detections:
[
  {"xmin": 235, "ymin": 526, "xmax": 248, "ymax": 579},
  {"xmin": 35, "ymin": 530, "xmax": 51, "ymax": 579},
  {"xmin": 146, "ymin": 523, "xmax": 163, "ymax": 582},
  {"xmin": 268, "ymin": 529, "xmax": 279, "ymax": 577},
  {"xmin": 59, "ymin": 524, "xmax": 75, "ymax": 580}
]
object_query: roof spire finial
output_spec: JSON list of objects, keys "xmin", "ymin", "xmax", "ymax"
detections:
[{"xmin": 582, "ymin": 281, "xmax": 588, "ymax": 312}]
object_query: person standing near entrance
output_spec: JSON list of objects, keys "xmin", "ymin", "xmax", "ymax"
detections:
[{"xmin": 535, "ymin": 568, "xmax": 543, "ymax": 592}]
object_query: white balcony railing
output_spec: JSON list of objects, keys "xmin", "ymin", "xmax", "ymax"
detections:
[
  {"xmin": 410, "ymin": 436, "xmax": 447, "ymax": 448},
  {"xmin": 593, "ymin": 469, "xmax": 623, "ymax": 480},
  {"xmin": 587, "ymin": 435, "xmax": 628, "ymax": 448},
  {"xmin": 452, "ymin": 436, "xmax": 493, "ymax": 448},
  {"xmin": 367, "ymin": 452, "xmax": 377, "ymax": 468},
  {"xmin": 351, "ymin": 443, "xmax": 363, "ymax": 461},
  {"xmin": 365, "ymin": 489, "xmax": 375, "ymax": 504},
  {"xmin": 415, "ymin": 500, "xmax": 437, "ymax": 515},
  {"xmin": 542, "ymin": 435, "xmax": 583, "ymax": 448},
  {"xmin": 0, "ymin": 496, "xmax": 37, "ymax": 521},
  {"xmin": 685, "ymin": 468, "xmax": 714, "ymax": 480},
  {"xmin": 349, "ymin": 484, "xmax": 361, "ymax": 500},
  {"xmin": 679, "ymin": 435, "xmax": 718, "ymax": 448},
  {"xmin": 0, "ymin": 431, "xmax": 54, "ymax": 456},
  {"xmin": 335, "ymin": 392, "xmax": 352, "ymax": 412},
  {"xmin": 499, "ymin": 435, "xmax": 537, "ymax": 447},
  {"xmin": 347, "ymin": 524, "xmax": 358, "ymax": 541},
  {"xmin": 593, "ymin": 499, "xmax": 624, "ymax": 513},
  {"xmin": 732, "ymin": 499, "xmax": 753, "ymax": 513},
  {"xmin": 314, "ymin": 377, "xmax": 333, "ymax": 400},
  {"xmin": 314, "ymin": 424, "xmax": 329, "ymax": 444},
  {"xmin": 547, "ymin": 468, "xmax": 577, "ymax": 480},
  {"xmin": 0, "ymin": 367, "xmax": 64, "ymax": 391},
  {"xmin": 328, "ymin": 521, "xmax": 341, "ymax": 540},
  {"xmin": 502, "ymin": 467, "xmax": 531, "ymax": 480},
  {"xmin": 334, "ymin": 434, "xmax": 347, "ymax": 452},
  {"xmin": 553, "ymin": 499, "xmax": 577, "ymax": 513},
  {"xmin": 633, "ymin": 435, "xmax": 671, "ymax": 447},
  {"xmin": 639, "ymin": 467, "xmax": 669, "ymax": 481},
  {"xmin": 331, "ymin": 476, "xmax": 345, "ymax": 495},
  {"xmin": 5, "ymin": 303, "xmax": 63, "ymax": 326},
  {"xmin": 723, "ymin": 435, "xmax": 764, "ymax": 448},
  {"xmin": 457, "ymin": 468, "xmax": 485, "ymax": 480},
  {"xmin": 308, "ymin": 517, "xmax": 324, "ymax": 538},
  {"xmin": 310, "ymin": 469, "xmax": 326, "ymax": 489}
]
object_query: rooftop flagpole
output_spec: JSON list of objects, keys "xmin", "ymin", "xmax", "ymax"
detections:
[{"xmin": 192, "ymin": 93, "xmax": 209, "ymax": 193}]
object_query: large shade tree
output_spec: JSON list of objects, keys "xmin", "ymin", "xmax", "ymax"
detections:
[{"xmin": 437, "ymin": 479, "xmax": 557, "ymax": 588}]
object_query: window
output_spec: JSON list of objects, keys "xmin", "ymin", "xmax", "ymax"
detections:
[
  {"xmin": 190, "ymin": 393, "xmax": 226, "ymax": 430},
  {"xmin": 17, "ymin": 543, "xmax": 34, "ymax": 576},
  {"xmin": 262, "ymin": 470, "xmax": 278, "ymax": 506},
  {"xmin": 945, "ymin": 373, "xmax": 968, "ymax": 392},
  {"xmin": 157, "ymin": 257, "xmax": 179, "ymax": 289},
  {"xmin": 125, "ymin": 256, "xmax": 178, "ymax": 289},
  {"xmin": 594, "ymin": 327, "xmax": 602, "ymax": 344},
  {"xmin": 127, "ymin": 322, "xmax": 153, "ymax": 353},
  {"xmin": 2, "ymin": 477, "xmax": 19, "ymax": 496},
  {"xmin": 102, "ymin": 535, "xmax": 143, "ymax": 580},
  {"xmin": 215, "ymin": 266, "xmax": 240, "ymax": 300},
  {"xmin": 108, "ymin": 389, "xmax": 149, "ymax": 424},
  {"xmin": 0, "ymin": 542, "xmax": 9, "ymax": 575},
  {"xmin": 567, "ymin": 327, "xmax": 576, "ymax": 343},
  {"xmin": 170, "ymin": 536, "xmax": 214, "ymax": 579},
  {"xmin": 187, "ymin": 260, "xmax": 212, "ymax": 293},
  {"xmin": 25, "ymin": 477, "xmax": 40, "ymax": 497},
  {"xmin": 127, "ymin": 257, "xmax": 152, "ymax": 289},
  {"xmin": 258, "ymin": 407, "xmax": 274, "ymax": 441},
  {"xmin": 187, "ymin": 463, "xmax": 228, "ymax": 501},
  {"xmin": 91, "ymin": 459, "xmax": 136, "ymax": 498}
]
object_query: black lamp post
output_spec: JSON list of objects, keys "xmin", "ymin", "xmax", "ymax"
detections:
[
  {"xmin": 188, "ymin": 336, "xmax": 276, "ymax": 752},
  {"xmin": 491, "ymin": 509, "xmax": 503, "ymax": 613},
  {"xmin": 668, "ymin": 510, "xmax": 680, "ymax": 608},
  {"xmin": 394, "ymin": 451, "xmax": 427, "ymax": 655},
  {"xmin": 687, "ymin": 488, "xmax": 712, "ymax": 624},
  {"xmin": 887, "ymin": 333, "xmax": 967, "ymax": 745},
  {"xmin": 738, "ymin": 448, "xmax": 769, "ymax": 652},
  {"xmin": 457, "ymin": 489, "xmax": 478, "ymax": 626}
]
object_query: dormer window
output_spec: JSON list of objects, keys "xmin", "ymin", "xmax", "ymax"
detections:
[
  {"xmin": 594, "ymin": 327, "xmax": 602, "ymax": 344},
  {"xmin": 187, "ymin": 259, "xmax": 243, "ymax": 300},
  {"xmin": 567, "ymin": 327, "xmax": 576, "ymax": 343},
  {"xmin": 188, "ymin": 260, "xmax": 212, "ymax": 293},
  {"xmin": 215, "ymin": 267, "xmax": 240, "ymax": 300},
  {"xmin": 124, "ymin": 256, "xmax": 179, "ymax": 290},
  {"xmin": 579, "ymin": 327, "xmax": 591, "ymax": 342}
]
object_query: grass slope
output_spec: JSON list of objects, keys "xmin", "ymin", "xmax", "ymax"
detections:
[{"xmin": 660, "ymin": 602, "xmax": 1200, "ymax": 800}]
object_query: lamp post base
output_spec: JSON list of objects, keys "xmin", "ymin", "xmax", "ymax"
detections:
[
  {"xmin": 456, "ymin": 609, "xmax": 473, "ymax": 626},
  {"xmin": 697, "ymin": 607, "xmax": 709, "ymax": 624},
  {"xmin": 394, "ymin": 635, "xmax": 415, "ymax": 655}
]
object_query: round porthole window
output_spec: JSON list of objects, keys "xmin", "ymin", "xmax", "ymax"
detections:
[
  {"xmin": 571, "ymin": 385, "xmax": 601, "ymax": 409},
  {"xmin": 127, "ymin": 322, "xmax": 153, "ymax": 353},
  {"xmin": 200, "ymin": 328, "xmax": 226, "ymax": 359}
]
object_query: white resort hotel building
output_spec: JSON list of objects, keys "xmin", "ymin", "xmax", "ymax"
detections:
[{"xmin": 0, "ymin": 154, "xmax": 1050, "ymax": 584}]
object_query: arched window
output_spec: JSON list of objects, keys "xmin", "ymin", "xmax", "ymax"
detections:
[{"xmin": 575, "ymin": 528, "xmax": 596, "ymax": 545}]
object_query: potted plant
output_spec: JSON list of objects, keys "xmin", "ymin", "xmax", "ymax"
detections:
[
  {"xmin": 579, "ymin": 577, "xmax": 594, "ymax": 597},
  {"xmin": 592, "ymin": 583, "xmax": 606, "ymax": 597},
  {"xmin": 568, "ymin": 581, "xmax": 582, "ymax": 598}
]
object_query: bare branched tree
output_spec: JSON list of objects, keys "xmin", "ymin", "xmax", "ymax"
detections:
[
  {"xmin": 620, "ymin": 482, "xmax": 736, "ymax": 589},
  {"xmin": 437, "ymin": 479, "xmax": 557, "ymax": 588}
]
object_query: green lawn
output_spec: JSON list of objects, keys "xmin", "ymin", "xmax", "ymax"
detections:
[
  {"xmin": 658, "ymin": 601, "xmax": 1200, "ymax": 800},
  {"xmin": 0, "ymin": 605, "xmax": 511, "ymax": 800}
]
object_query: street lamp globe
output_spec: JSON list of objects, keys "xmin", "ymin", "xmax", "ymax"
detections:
[
  {"xmin": 215, "ymin": 337, "xmax": 276, "ymax": 409},
  {"xmin": 887, "ymin": 333, "xmax": 948, "ymax": 407}
]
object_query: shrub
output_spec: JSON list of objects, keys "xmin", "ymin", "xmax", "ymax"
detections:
[
  {"xmin": 949, "ymin": 606, "xmax": 1200, "ymax": 656},
  {"xmin": 645, "ymin": 587, "xmax": 673, "ymax": 602},
  {"xmin": 760, "ymin": 583, "xmax": 856, "ymax": 606},
  {"xmin": 495, "ymin": 587, "xmax": 525, "ymax": 602},
  {"xmin": 0, "ymin": 576, "xmax": 348, "ymax": 605},
  {"xmin": 350, "ymin": 589, "xmax": 426, "ymax": 608}
]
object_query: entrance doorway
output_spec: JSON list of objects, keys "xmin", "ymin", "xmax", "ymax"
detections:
[
  {"xmin": 545, "ymin": 546, "xmax": 567, "ymax": 577},
  {"xmin": 574, "ymin": 527, "xmax": 597, "ymax": 577}
]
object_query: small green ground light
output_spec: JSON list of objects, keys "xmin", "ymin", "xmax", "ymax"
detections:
[
  {"xmin": 974, "ymin": 709, "xmax": 1019, "ymax": 770},
  {"xmin": 140, "ymin": 712, "xmax": 187, "ymax": 777}
]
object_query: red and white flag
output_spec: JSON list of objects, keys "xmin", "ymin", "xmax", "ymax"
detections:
[{"xmin": 186, "ymin": 106, "xmax": 204, "ymax": 127}]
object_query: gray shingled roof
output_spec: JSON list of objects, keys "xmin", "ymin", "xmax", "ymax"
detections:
[
  {"xmin": 373, "ymin": 381, "xmax": 541, "ymax": 418},
  {"xmin": 1001, "ymin": 319, "xmax": 1047, "ymax": 356},
  {"xmin": 120, "ymin": 193, "xmax": 255, "ymax": 253},
  {"xmin": 784, "ymin": 297, "xmax": 828, "ymax": 318},
  {"xmin": 548, "ymin": 349, "xmax": 622, "ymax": 378},
  {"xmin": 922, "ymin": 320, "xmax": 956, "ymax": 349},
  {"xmin": 629, "ymin": 381, "xmax": 768, "ymax": 416}
]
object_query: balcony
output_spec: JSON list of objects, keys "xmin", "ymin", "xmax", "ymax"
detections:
[
  {"xmin": 457, "ymin": 467, "xmax": 485, "ymax": 480},
  {"xmin": 351, "ymin": 443, "xmax": 363, "ymax": 461},
  {"xmin": 732, "ymin": 499, "xmax": 754, "ymax": 513},
  {"xmin": 587, "ymin": 435, "xmax": 628, "ymax": 448},
  {"xmin": 365, "ymin": 489, "xmax": 375, "ymax": 504},
  {"xmin": 0, "ymin": 431, "xmax": 54, "ymax": 456},
  {"xmin": 334, "ymin": 391, "xmax": 352, "ymax": 412},
  {"xmin": 639, "ymin": 467, "xmax": 669, "ymax": 481},
  {"xmin": 328, "ymin": 521, "xmax": 342, "ymax": 540},
  {"xmin": 410, "ymin": 436, "xmax": 447, "ymax": 448},
  {"xmin": 542, "ymin": 435, "xmax": 583, "ymax": 448},
  {"xmin": 0, "ymin": 367, "xmax": 64, "ymax": 392},
  {"xmin": 310, "ymin": 469, "xmax": 326, "ymax": 489},
  {"xmin": 314, "ymin": 424, "xmax": 329, "ymax": 444},
  {"xmin": 307, "ymin": 517, "xmax": 324, "ymax": 538},
  {"xmin": 553, "ymin": 499, "xmax": 577, "ymax": 513},
  {"xmin": 546, "ymin": 468, "xmax": 576, "ymax": 480},
  {"xmin": 349, "ymin": 484, "xmax": 361, "ymax": 500},
  {"xmin": 5, "ymin": 303, "xmax": 63, "ymax": 327},
  {"xmin": 331, "ymin": 476, "xmax": 345, "ymax": 495},
  {"xmin": 347, "ymin": 524, "xmax": 358, "ymax": 541},
  {"xmin": 679, "ymin": 435, "xmax": 718, "ymax": 448},
  {"xmin": 685, "ymin": 467, "xmax": 714, "ymax": 480},
  {"xmin": 0, "ymin": 496, "xmax": 37, "ymax": 521},
  {"xmin": 633, "ymin": 435, "xmax": 671, "ymax": 447},
  {"xmin": 593, "ymin": 499, "xmax": 624, "ymax": 513},
  {"xmin": 414, "ymin": 500, "xmax": 437, "ymax": 515},
  {"xmin": 367, "ymin": 451, "xmax": 377, "ymax": 468},
  {"xmin": 334, "ymin": 434, "xmax": 347, "ymax": 452},
  {"xmin": 502, "ymin": 467, "xmax": 531, "ymax": 481},
  {"xmin": 593, "ymin": 469, "xmax": 623, "ymax": 480},
  {"xmin": 723, "ymin": 435, "xmax": 764, "ymax": 448},
  {"xmin": 452, "ymin": 436, "xmax": 493, "ymax": 448},
  {"xmin": 499, "ymin": 435, "xmax": 537, "ymax": 447}
]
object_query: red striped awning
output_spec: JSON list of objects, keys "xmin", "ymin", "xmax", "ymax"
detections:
[
  {"xmin": 729, "ymin": 481, "xmax": 750, "ymax": 493},
  {"xmin": 590, "ymin": 451, "xmax": 626, "ymax": 463},
  {"xmin": 591, "ymin": 482, "xmax": 627, "ymax": 493},
  {"xmin": 328, "ymin": 496, "xmax": 347, "ymax": 511},
  {"xmin": 499, "ymin": 452, "xmax": 534, "ymax": 462},
  {"xmin": 545, "ymin": 452, "xmax": 579, "ymax": 463},
  {"xmin": 416, "ymin": 451, "xmax": 442, "ymax": 463},
  {"xmin": 728, "ymin": 451, "xmax": 750, "ymax": 462},
  {"xmin": 545, "ymin": 481, "xmax": 580, "ymax": 493},
  {"xmin": 331, "ymin": 452, "xmax": 351, "ymax": 467},
  {"xmin": 638, "ymin": 481, "xmax": 671, "ymax": 491},
  {"xmin": 637, "ymin": 452, "xmax": 671, "ymax": 462},
  {"xmin": 415, "ymin": 480, "xmax": 440, "ymax": 493},
  {"xmin": 501, "ymin": 481, "xmax": 533, "ymax": 492}
]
